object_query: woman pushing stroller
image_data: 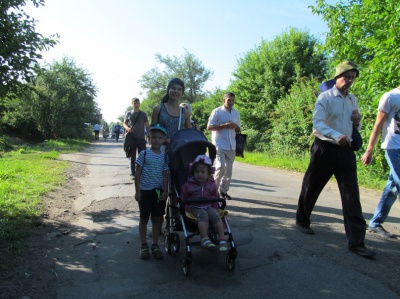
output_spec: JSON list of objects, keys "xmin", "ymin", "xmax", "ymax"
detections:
[{"xmin": 180, "ymin": 155, "xmax": 228, "ymax": 252}]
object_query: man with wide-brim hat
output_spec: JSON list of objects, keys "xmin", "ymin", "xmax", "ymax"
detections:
[{"xmin": 296, "ymin": 60, "xmax": 376, "ymax": 258}]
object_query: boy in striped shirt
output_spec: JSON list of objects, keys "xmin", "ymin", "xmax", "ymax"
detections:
[{"xmin": 135, "ymin": 124, "xmax": 169, "ymax": 259}]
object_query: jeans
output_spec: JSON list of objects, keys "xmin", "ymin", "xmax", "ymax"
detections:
[{"xmin": 369, "ymin": 149, "xmax": 400, "ymax": 227}]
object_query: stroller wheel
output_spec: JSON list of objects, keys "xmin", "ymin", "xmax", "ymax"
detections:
[
  {"xmin": 182, "ymin": 259, "xmax": 190, "ymax": 276},
  {"xmin": 164, "ymin": 233, "xmax": 172, "ymax": 254},
  {"xmin": 226, "ymin": 254, "xmax": 236, "ymax": 271},
  {"xmin": 172, "ymin": 232, "xmax": 180, "ymax": 253}
]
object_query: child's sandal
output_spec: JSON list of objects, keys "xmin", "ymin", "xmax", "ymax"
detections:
[
  {"xmin": 201, "ymin": 238, "xmax": 216, "ymax": 248},
  {"xmin": 139, "ymin": 244, "xmax": 150, "ymax": 259},
  {"xmin": 151, "ymin": 244, "xmax": 164, "ymax": 259},
  {"xmin": 219, "ymin": 240, "xmax": 228, "ymax": 252}
]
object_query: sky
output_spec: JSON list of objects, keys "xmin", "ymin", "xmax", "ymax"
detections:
[{"xmin": 25, "ymin": 0, "xmax": 330, "ymax": 122}]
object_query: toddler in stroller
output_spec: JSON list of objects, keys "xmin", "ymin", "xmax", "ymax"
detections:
[
  {"xmin": 180, "ymin": 155, "xmax": 228, "ymax": 252},
  {"xmin": 164, "ymin": 129, "xmax": 237, "ymax": 276}
]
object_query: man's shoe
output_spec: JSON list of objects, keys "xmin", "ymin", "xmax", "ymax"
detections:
[
  {"xmin": 368, "ymin": 226, "xmax": 395, "ymax": 238},
  {"xmin": 296, "ymin": 222, "xmax": 314, "ymax": 235},
  {"xmin": 220, "ymin": 192, "xmax": 232, "ymax": 200},
  {"xmin": 349, "ymin": 244, "xmax": 376, "ymax": 258}
]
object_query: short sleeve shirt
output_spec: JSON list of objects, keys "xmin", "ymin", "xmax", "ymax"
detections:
[
  {"xmin": 136, "ymin": 148, "xmax": 169, "ymax": 190},
  {"xmin": 207, "ymin": 105, "xmax": 241, "ymax": 150},
  {"xmin": 378, "ymin": 88, "xmax": 400, "ymax": 149},
  {"xmin": 124, "ymin": 110, "xmax": 148, "ymax": 140}
]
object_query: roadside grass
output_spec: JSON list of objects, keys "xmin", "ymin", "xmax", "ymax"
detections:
[{"xmin": 0, "ymin": 138, "xmax": 89, "ymax": 269}]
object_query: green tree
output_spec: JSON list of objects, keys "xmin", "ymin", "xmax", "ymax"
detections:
[
  {"xmin": 191, "ymin": 88, "xmax": 224, "ymax": 131},
  {"xmin": 269, "ymin": 77, "xmax": 319, "ymax": 155},
  {"xmin": 0, "ymin": 0, "xmax": 58, "ymax": 96},
  {"xmin": 139, "ymin": 49, "xmax": 213, "ymax": 105},
  {"xmin": 33, "ymin": 58, "xmax": 100, "ymax": 139},
  {"xmin": 311, "ymin": 0, "xmax": 399, "ymax": 178},
  {"xmin": 312, "ymin": 0, "xmax": 400, "ymax": 92},
  {"xmin": 3, "ymin": 57, "xmax": 100, "ymax": 140},
  {"xmin": 229, "ymin": 28, "xmax": 327, "ymax": 133}
]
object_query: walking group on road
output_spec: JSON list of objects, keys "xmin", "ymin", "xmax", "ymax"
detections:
[{"xmin": 110, "ymin": 63, "xmax": 400, "ymax": 261}]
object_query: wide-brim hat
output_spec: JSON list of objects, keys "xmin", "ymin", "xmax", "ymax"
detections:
[{"xmin": 334, "ymin": 60, "xmax": 359, "ymax": 78}]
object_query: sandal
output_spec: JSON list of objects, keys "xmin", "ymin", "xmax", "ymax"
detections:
[
  {"xmin": 201, "ymin": 238, "xmax": 216, "ymax": 248},
  {"xmin": 139, "ymin": 244, "xmax": 150, "ymax": 260},
  {"xmin": 151, "ymin": 244, "xmax": 164, "ymax": 259},
  {"xmin": 219, "ymin": 240, "xmax": 228, "ymax": 252}
]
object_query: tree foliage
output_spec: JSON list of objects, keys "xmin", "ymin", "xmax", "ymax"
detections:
[
  {"xmin": 269, "ymin": 77, "xmax": 319, "ymax": 155},
  {"xmin": 229, "ymin": 28, "xmax": 327, "ymax": 133},
  {"xmin": 2, "ymin": 57, "xmax": 100, "ymax": 140},
  {"xmin": 312, "ymin": 0, "xmax": 399, "ymax": 177},
  {"xmin": 139, "ymin": 49, "xmax": 213, "ymax": 105},
  {"xmin": 312, "ymin": 0, "xmax": 400, "ymax": 92},
  {"xmin": 0, "ymin": 0, "xmax": 58, "ymax": 96}
]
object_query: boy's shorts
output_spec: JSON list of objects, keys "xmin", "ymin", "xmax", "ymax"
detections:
[{"xmin": 139, "ymin": 189, "xmax": 166, "ymax": 218}]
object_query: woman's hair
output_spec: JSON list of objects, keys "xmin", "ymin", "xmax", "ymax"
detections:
[{"xmin": 161, "ymin": 78, "xmax": 185, "ymax": 103}]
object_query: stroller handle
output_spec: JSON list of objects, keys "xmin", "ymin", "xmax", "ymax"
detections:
[{"xmin": 181, "ymin": 197, "xmax": 226, "ymax": 205}]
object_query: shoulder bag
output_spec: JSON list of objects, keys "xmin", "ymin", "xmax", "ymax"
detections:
[{"xmin": 235, "ymin": 131, "xmax": 247, "ymax": 158}]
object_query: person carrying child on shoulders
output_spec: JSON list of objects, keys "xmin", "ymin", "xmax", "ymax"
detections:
[
  {"xmin": 180, "ymin": 155, "xmax": 228, "ymax": 252},
  {"xmin": 135, "ymin": 123, "xmax": 169, "ymax": 260}
]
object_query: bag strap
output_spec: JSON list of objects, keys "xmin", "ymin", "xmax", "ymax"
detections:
[
  {"xmin": 178, "ymin": 107, "xmax": 182, "ymax": 130},
  {"xmin": 130, "ymin": 111, "xmax": 142, "ymax": 127}
]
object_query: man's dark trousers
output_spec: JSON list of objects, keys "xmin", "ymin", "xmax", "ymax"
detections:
[{"xmin": 296, "ymin": 138, "xmax": 366, "ymax": 247}]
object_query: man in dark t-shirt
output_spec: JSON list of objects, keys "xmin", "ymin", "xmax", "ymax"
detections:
[{"xmin": 123, "ymin": 97, "xmax": 150, "ymax": 178}]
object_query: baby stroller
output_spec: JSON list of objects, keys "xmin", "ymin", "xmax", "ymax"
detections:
[{"xmin": 164, "ymin": 129, "xmax": 238, "ymax": 276}]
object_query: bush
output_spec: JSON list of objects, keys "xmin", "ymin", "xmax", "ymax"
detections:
[
  {"xmin": 269, "ymin": 77, "xmax": 318, "ymax": 156},
  {"xmin": 0, "ymin": 136, "xmax": 13, "ymax": 152}
]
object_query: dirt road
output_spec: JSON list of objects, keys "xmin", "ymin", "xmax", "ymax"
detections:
[{"xmin": 2, "ymin": 140, "xmax": 400, "ymax": 299}]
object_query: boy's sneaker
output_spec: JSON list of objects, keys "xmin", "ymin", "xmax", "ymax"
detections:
[
  {"xmin": 368, "ymin": 226, "xmax": 395, "ymax": 238},
  {"xmin": 139, "ymin": 244, "xmax": 150, "ymax": 260}
]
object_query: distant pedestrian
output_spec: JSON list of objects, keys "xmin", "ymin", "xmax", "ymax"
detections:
[
  {"xmin": 93, "ymin": 123, "xmax": 101, "ymax": 140},
  {"xmin": 123, "ymin": 98, "xmax": 150, "ymax": 178},
  {"xmin": 114, "ymin": 122, "xmax": 122, "ymax": 142}
]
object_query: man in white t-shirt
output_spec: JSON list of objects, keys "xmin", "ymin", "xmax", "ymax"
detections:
[
  {"xmin": 361, "ymin": 86, "xmax": 400, "ymax": 238},
  {"xmin": 207, "ymin": 92, "xmax": 241, "ymax": 200}
]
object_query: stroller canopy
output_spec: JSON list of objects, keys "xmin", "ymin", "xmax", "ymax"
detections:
[{"xmin": 168, "ymin": 129, "xmax": 216, "ymax": 171}]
